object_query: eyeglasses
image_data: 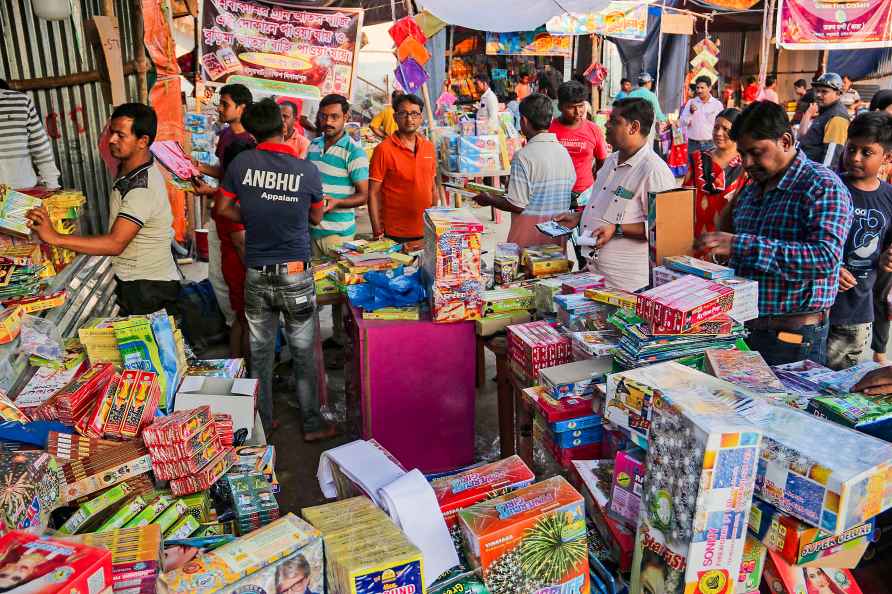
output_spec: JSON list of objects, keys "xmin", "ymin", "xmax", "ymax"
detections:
[{"xmin": 396, "ymin": 111, "xmax": 423, "ymax": 119}]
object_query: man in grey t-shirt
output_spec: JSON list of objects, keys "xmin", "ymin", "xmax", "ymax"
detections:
[{"xmin": 27, "ymin": 103, "xmax": 179, "ymax": 315}]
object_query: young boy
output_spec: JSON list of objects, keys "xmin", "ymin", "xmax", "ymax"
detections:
[{"xmin": 827, "ymin": 111, "xmax": 892, "ymax": 369}]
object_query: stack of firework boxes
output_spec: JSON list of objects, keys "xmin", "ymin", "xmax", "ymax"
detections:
[
  {"xmin": 142, "ymin": 406, "xmax": 236, "ymax": 497},
  {"xmin": 423, "ymin": 208, "xmax": 484, "ymax": 322},
  {"xmin": 222, "ymin": 471, "xmax": 280, "ymax": 535},
  {"xmin": 605, "ymin": 361, "xmax": 892, "ymax": 594}
]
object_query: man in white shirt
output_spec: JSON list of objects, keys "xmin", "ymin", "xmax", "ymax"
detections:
[
  {"xmin": 26, "ymin": 103, "xmax": 179, "ymax": 316},
  {"xmin": 553, "ymin": 98, "xmax": 676, "ymax": 292},
  {"xmin": 0, "ymin": 85, "xmax": 61, "ymax": 189},
  {"xmin": 475, "ymin": 73, "xmax": 500, "ymax": 133},
  {"xmin": 680, "ymin": 75, "xmax": 724, "ymax": 155}
]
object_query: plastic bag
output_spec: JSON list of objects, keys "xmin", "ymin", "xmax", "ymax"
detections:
[
  {"xmin": 346, "ymin": 268, "xmax": 427, "ymax": 311},
  {"xmin": 20, "ymin": 315, "xmax": 63, "ymax": 361}
]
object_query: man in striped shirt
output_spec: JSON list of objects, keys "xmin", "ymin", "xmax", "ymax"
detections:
[
  {"xmin": 307, "ymin": 94, "xmax": 369, "ymax": 256},
  {"xmin": 307, "ymin": 94, "xmax": 368, "ymax": 353},
  {"xmin": 0, "ymin": 85, "xmax": 60, "ymax": 189}
]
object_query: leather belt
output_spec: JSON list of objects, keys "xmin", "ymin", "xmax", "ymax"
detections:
[
  {"xmin": 746, "ymin": 310, "xmax": 828, "ymax": 332},
  {"xmin": 250, "ymin": 260, "xmax": 308, "ymax": 274}
]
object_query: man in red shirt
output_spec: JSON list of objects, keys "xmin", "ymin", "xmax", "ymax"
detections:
[{"xmin": 549, "ymin": 81, "xmax": 609, "ymax": 266}]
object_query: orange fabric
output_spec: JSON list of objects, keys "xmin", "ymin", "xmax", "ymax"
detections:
[
  {"xmin": 369, "ymin": 134, "xmax": 437, "ymax": 238},
  {"xmin": 141, "ymin": 0, "xmax": 180, "ymax": 75},
  {"xmin": 283, "ymin": 132, "xmax": 310, "ymax": 159},
  {"xmin": 397, "ymin": 37, "xmax": 430, "ymax": 67},
  {"xmin": 149, "ymin": 77, "xmax": 187, "ymax": 242}
]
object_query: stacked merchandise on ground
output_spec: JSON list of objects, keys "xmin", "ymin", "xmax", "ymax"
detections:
[{"xmin": 424, "ymin": 208, "xmax": 484, "ymax": 323}]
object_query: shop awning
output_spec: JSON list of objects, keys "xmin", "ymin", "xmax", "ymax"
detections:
[{"xmin": 415, "ymin": 0, "xmax": 615, "ymax": 32}]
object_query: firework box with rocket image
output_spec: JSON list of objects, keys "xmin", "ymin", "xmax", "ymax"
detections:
[
  {"xmin": 626, "ymin": 362, "xmax": 763, "ymax": 594},
  {"xmin": 459, "ymin": 476, "xmax": 590, "ymax": 594}
]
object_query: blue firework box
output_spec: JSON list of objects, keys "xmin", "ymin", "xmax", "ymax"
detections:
[
  {"xmin": 548, "ymin": 420, "xmax": 603, "ymax": 448},
  {"xmin": 540, "ymin": 359, "xmax": 606, "ymax": 400},
  {"xmin": 551, "ymin": 413, "xmax": 602, "ymax": 433}
]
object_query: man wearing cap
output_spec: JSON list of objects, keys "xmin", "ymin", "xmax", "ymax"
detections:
[
  {"xmin": 798, "ymin": 73, "xmax": 850, "ymax": 170},
  {"xmin": 627, "ymin": 73, "xmax": 667, "ymax": 128}
]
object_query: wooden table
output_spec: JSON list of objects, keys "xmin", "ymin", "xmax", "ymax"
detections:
[{"xmin": 484, "ymin": 336, "xmax": 534, "ymax": 467}]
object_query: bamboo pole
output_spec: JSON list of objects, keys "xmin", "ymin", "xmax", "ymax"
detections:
[
  {"xmin": 132, "ymin": 0, "xmax": 149, "ymax": 104},
  {"xmin": 101, "ymin": 0, "xmax": 115, "ymax": 17},
  {"xmin": 8, "ymin": 61, "xmax": 140, "ymax": 91}
]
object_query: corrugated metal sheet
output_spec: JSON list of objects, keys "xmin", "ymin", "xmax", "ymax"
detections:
[{"xmin": 0, "ymin": 0, "xmax": 139, "ymax": 234}]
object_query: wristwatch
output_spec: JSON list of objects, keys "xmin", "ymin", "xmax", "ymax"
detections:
[{"xmin": 614, "ymin": 223, "xmax": 624, "ymax": 238}]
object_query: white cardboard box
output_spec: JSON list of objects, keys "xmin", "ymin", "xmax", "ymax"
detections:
[{"xmin": 175, "ymin": 376, "xmax": 258, "ymax": 439}]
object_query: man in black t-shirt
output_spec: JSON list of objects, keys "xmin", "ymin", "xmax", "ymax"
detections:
[
  {"xmin": 827, "ymin": 112, "xmax": 892, "ymax": 369},
  {"xmin": 216, "ymin": 98, "xmax": 335, "ymax": 441}
]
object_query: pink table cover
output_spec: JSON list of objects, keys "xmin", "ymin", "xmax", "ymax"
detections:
[{"xmin": 350, "ymin": 307, "xmax": 476, "ymax": 473}]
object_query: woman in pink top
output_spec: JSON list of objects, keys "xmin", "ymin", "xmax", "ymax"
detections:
[{"xmin": 756, "ymin": 75, "xmax": 780, "ymax": 104}]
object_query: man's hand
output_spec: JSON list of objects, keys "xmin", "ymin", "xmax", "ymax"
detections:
[
  {"xmin": 695, "ymin": 232, "xmax": 735, "ymax": 258},
  {"xmin": 26, "ymin": 206, "xmax": 60, "ymax": 245},
  {"xmin": 690, "ymin": 102, "xmax": 698, "ymax": 113},
  {"xmin": 881, "ymin": 246, "xmax": 892, "ymax": 272},
  {"xmin": 191, "ymin": 178, "xmax": 215, "ymax": 196},
  {"xmin": 591, "ymin": 224, "xmax": 615, "ymax": 248},
  {"xmin": 553, "ymin": 211, "xmax": 581, "ymax": 228},
  {"xmin": 838, "ymin": 267, "xmax": 857, "ymax": 291},
  {"xmin": 323, "ymin": 197, "xmax": 337, "ymax": 213},
  {"xmin": 472, "ymin": 192, "xmax": 493, "ymax": 207},
  {"xmin": 805, "ymin": 102, "xmax": 819, "ymax": 118},
  {"xmin": 853, "ymin": 365, "xmax": 892, "ymax": 395}
]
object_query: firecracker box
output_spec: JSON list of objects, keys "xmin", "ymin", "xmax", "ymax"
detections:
[
  {"xmin": 0, "ymin": 451, "xmax": 61, "ymax": 535},
  {"xmin": 745, "ymin": 403, "xmax": 892, "ymax": 535},
  {"xmin": 534, "ymin": 423, "xmax": 603, "ymax": 469},
  {"xmin": 481, "ymin": 287, "xmax": 534, "ymax": 317},
  {"xmin": 748, "ymin": 498, "xmax": 874, "ymax": 568},
  {"xmin": 539, "ymin": 359, "xmax": 607, "ymax": 400},
  {"xmin": 570, "ymin": 460, "xmax": 635, "ymax": 572},
  {"xmin": 584, "ymin": 288, "xmax": 638, "ymax": 310},
  {"xmin": 629, "ymin": 368, "xmax": 762, "ymax": 594},
  {"xmin": 652, "ymin": 265, "xmax": 686, "ymax": 287},
  {"xmin": 0, "ymin": 531, "xmax": 112, "ymax": 593},
  {"xmin": 534, "ymin": 414, "xmax": 603, "ymax": 449},
  {"xmin": 647, "ymin": 312, "xmax": 735, "ymax": 336},
  {"xmin": 807, "ymin": 391, "xmax": 892, "ymax": 442},
  {"xmin": 430, "ymin": 283, "xmax": 484, "ymax": 322},
  {"xmin": 705, "ymin": 348, "xmax": 787, "ymax": 399},
  {"xmin": 561, "ymin": 273, "xmax": 607, "ymax": 294},
  {"xmin": 459, "ymin": 476, "xmax": 590, "ymax": 594},
  {"xmin": 762, "ymin": 549, "xmax": 863, "ymax": 594},
  {"xmin": 476, "ymin": 310, "xmax": 531, "ymax": 337},
  {"xmin": 0, "ymin": 188, "xmax": 42, "ymax": 237},
  {"xmin": 555, "ymin": 293, "xmax": 613, "ymax": 331},
  {"xmin": 570, "ymin": 331, "xmax": 620, "ymax": 359},
  {"xmin": 158, "ymin": 514, "xmax": 323, "ymax": 594},
  {"xmin": 663, "ymin": 255, "xmax": 735, "ymax": 279},
  {"xmin": 432, "ymin": 455, "xmax": 535, "ymax": 530},
  {"xmin": 534, "ymin": 276, "xmax": 574, "ymax": 314},
  {"xmin": 608, "ymin": 448, "xmax": 646, "ymax": 529},
  {"xmin": 635, "ymin": 275, "xmax": 735, "ymax": 334},
  {"xmin": 523, "ymin": 245, "xmax": 571, "ymax": 277},
  {"xmin": 507, "ymin": 321, "xmax": 572, "ymax": 379},
  {"xmin": 719, "ymin": 277, "xmax": 759, "ymax": 322},
  {"xmin": 736, "ymin": 535, "xmax": 767, "ymax": 594},
  {"xmin": 523, "ymin": 386, "xmax": 599, "ymax": 423}
]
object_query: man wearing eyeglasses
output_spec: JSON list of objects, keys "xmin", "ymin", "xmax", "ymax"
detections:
[{"xmin": 369, "ymin": 93, "xmax": 437, "ymax": 242}]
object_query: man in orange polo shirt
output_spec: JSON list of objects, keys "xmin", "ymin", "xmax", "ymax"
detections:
[{"xmin": 369, "ymin": 93, "xmax": 437, "ymax": 242}]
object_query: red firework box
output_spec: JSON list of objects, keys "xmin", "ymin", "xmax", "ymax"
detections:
[
  {"xmin": 214, "ymin": 413, "xmax": 234, "ymax": 445},
  {"xmin": 459, "ymin": 476, "xmax": 590, "ymax": 594},
  {"xmin": 142, "ymin": 405, "xmax": 213, "ymax": 447},
  {"xmin": 151, "ymin": 434, "xmax": 225, "ymax": 480},
  {"xmin": 431, "ymin": 455, "xmax": 535, "ymax": 529},
  {"xmin": 636, "ymin": 275, "xmax": 735, "ymax": 334},
  {"xmin": 522, "ymin": 386, "xmax": 596, "ymax": 422},
  {"xmin": 169, "ymin": 446, "xmax": 237, "ymax": 496},
  {"xmin": 33, "ymin": 362, "xmax": 114, "ymax": 423},
  {"xmin": 0, "ymin": 531, "xmax": 113, "ymax": 594},
  {"xmin": 507, "ymin": 321, "xmax": 572, "ymax": 378},
  {"xmin": 650, "ymin": 313, "xmax": 736, "ymax": 337},
  {"xmin": 119, "ymin": 371, "xmax": 161, "ymax": 439},
  {"xmin": 76, "ymin": 373, "xmax": 120, "ymax": 438}
]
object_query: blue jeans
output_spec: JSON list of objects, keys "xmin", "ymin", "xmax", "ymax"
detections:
[
  {"xmin": 744, "ymin": 318, "xmax": 830, "ymax": 366},
  {"xmin": 245, "ymin": 268, "xmax": 320, "ymax": 432},
  {"xmin": 688, "ymin": 139, "xmax": 715, "ymax": 155}
]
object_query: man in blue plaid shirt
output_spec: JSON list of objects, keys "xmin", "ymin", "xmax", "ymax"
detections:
[{"xmin": 698, "ymin": 101, "xmax": 852, "ymax": 365}]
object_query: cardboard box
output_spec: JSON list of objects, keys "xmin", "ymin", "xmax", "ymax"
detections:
[
  {"xmin": 629, "ymin": 365, "xmax": 762, "ymax": 594},
  {"xmin": 539, "ymin": 359, "xmax": 608, "ymax": 400},
  {"xmin": 648, "ymin": 188, "xmax": 694, "ymax": 275},
  {"xmin": 431, "ymin": 455, "xmax": 535, "ymax": 530},
  {"xmin": 762, "ymin": 549, "xmax": 863, "ymax": 594},
  {"xmin": 0, "ymin": 531, "xmax": 112, "ymax": 593},
  {"xmin": 174, "ymin": 377, "xmax": 258, "ymax": 439},
  {"xmin": 571, "ymin": 460, "xmax": 635, "ymax": 572},
  {"xmin": 523, "ymin": 386, "xmax": 598, "ymax": 423},
  {"xmin": 459, "ymin": 477, "xmax": 589, "ymax": 594},
  {"xmin": 608, "ymin": 448, "xmax": 645, "ymax": 528},
  {"xmin": 481, "ymin": 287, "xmax": 534, "ymax": 317},
  {"xmin": 475, "ymin": 310, "xmax": 531, "ymax": 337},
  {"xmin": 736, "ymin": 535, "xmax": 767, "ymax": 594},
  {"xmin": 636, "ymin": 275, "xmax": 735, "ymax": 334},
  {"xmin": 748, "ymin": 499, "xmax": 874, "ymax": 568},
  {"xmin": 663, "ymin": 255, "xmax": 735, "ymax": 279},
  {"xmin": 808, "ymin": 392, "xmax": 892, "ymax": 442},
  {"xmin": 158, "ymin": 514, "xmax": 323, "ymax": 594}
]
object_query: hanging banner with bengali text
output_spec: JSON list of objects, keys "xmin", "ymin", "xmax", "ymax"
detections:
[
  {"xmin": 545, "ymin": 2, "xmax": 649, "ymax": 41},
  {"xmin": 485, "ymin": 27, "xmax": 572, "ymax": 56},
  {"xmin": 777, "ymin": 0, "xmax": 892, "ymax": 49},
  {"xmin": 200, "ymin": 0, "xmax": 363, "ymax": 100}
]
